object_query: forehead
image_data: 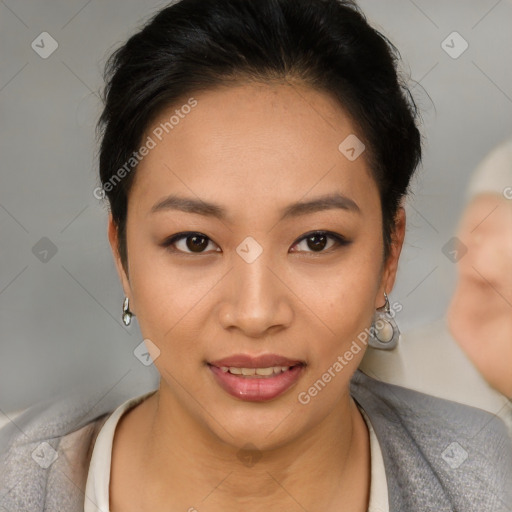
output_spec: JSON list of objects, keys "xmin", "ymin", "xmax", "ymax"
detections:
[
  {"xmin": 461, "ymin": 195, "xmax": 512, "ymax": 230},
  {"xmin": 130, "ymin": 82, "xmax": 378, "ymax": 218}
]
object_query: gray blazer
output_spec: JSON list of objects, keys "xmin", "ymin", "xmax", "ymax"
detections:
[{"xmin": 1, "ymin": 370, "xmax": 511, "ymax": 511}]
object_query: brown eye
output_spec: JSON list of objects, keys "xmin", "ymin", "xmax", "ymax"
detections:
[
  {"xmin": 185, "ymin": 234, "xmax": 209, "ymax": 252},
  {"xmin": 306, "ymin": 233, "xmax": 328, "ymax": 251},
  {"xmin": 290, "ymin": 231, "xmax": 349, "ymax": 254},
  {"xmin": 162, "ymin": 232, "xmax": 221, "ymax": 254}
]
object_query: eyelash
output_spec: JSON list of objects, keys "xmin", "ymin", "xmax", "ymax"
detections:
[{"xmin": 160, "ymin": 230, "xmax": 350, "ymax": 255}]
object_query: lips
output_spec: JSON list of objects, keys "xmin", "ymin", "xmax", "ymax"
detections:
[{"xmin": 207, "ymin": 353, "xmax": 306, "ymax": 402}]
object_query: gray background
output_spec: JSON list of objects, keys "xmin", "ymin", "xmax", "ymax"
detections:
[{"xmin": 1, "ymin": 0, "xmax": 511, "ymax": 414}]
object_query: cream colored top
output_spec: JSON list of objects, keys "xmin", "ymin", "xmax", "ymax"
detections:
[{"xmin": 84, "ymin": 390, "xmax": 389, "ymax": 512}]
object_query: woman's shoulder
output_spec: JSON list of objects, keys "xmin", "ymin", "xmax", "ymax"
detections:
[
  {"xmin": 0, "ymin": 388, "xmax": 132, "ymax": 512},
  {"xmin": 351, "ymin": 369, "xmax": 512, "ymax": 511}
]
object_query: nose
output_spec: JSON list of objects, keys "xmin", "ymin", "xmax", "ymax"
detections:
[{"xmin": 218, "ymin": 250, "xmax": 293, "ymax": 338}]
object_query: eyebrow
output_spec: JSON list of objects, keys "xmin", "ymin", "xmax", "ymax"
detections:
[{"xmin": 150, "ymin": 192, "xmax": 360, "ymax": 221}]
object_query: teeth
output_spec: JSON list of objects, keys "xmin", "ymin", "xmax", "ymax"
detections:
[
  {"xmin": 255, "ymin": 367, "xmax": 274, "ymax": 376},
  {"xmin": 220, "ymin": 366, "xmax": 291, "ymax": 376}
]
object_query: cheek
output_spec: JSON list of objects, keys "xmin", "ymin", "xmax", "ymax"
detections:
[
  {"xmin": 292, "ymin": 256, "xmax": 382, "ymax": 413},
  {"xmin": 300, "ymin": 242, "xmax": 383, "ymax": 367},
  {"xmin": 471, "ymin": 234, "xmax": 512, "ymax": 282},
  {"xmin": 125, "ymin": 233, "xmax": 214, "ymax": 357}
]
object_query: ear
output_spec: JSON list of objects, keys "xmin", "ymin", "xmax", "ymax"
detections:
[
  {"xmin": 375, "ymin": 205, "xmax": 406, "ymax": 308},
  {"xmin": 107, "ymin": 213, "xmax": 133, "ymax": 309}
]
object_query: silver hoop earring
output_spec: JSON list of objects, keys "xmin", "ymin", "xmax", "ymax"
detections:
[
  {"xmin": 122, "ymin": 296, "xmax": 134, "ymax": 326},
  {"xmin": 368, "ymin": 292, "xmax": 400, "ymax": 350}
]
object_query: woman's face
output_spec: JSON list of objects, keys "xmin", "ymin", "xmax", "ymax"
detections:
[{"xmin": 109, "ymin": 82, "xmax": 403, "ymax": 449}]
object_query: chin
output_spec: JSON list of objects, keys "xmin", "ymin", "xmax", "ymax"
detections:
[{"xmin": 205, "ymin": 402, "xmax": 307, "ymax": 451}]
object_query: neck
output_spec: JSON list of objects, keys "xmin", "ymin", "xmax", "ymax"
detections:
[
  {"xmin": 447, "ymin": 277, "xmax": 512, "ymax": 397},
  {"xmin": 135, "ymin": 383, "xmax": 370, "ymax": 511}
]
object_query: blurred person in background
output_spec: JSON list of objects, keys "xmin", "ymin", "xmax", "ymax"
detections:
[{"xmin": 361, "ymin": 136, "xmax": 512, "ymax": 435}]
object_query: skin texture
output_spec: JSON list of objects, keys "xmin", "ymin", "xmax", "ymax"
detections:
[
  {"xmin": 107, "ymin": 82, "xmax": 406, "ymax": 511},
  {"xmin": 447, "ymin": 193, "xmax": 512, "ymax": 398}
]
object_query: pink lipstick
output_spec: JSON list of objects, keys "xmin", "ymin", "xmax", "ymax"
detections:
[{"xmin": 208, "ymin": 354, "xmax": 305, "ymax": 402}]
